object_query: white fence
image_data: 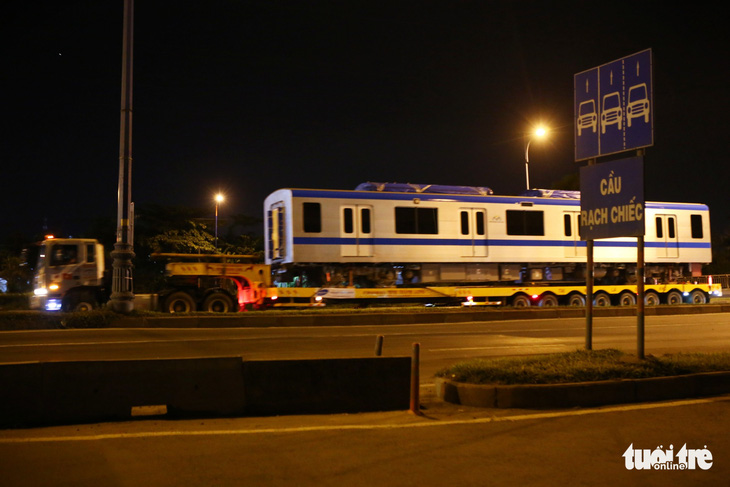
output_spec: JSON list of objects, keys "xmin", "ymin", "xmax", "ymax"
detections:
[{"xmin": 698, "ymin": 274, "xmax": 730, "ymax": 289}]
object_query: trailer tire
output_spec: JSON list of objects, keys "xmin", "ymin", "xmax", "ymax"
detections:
[
  {"xmin": 666, "ymin": 290, "xmax": 683, "ymax": 305},
  {"xmin": 203, "ymin": 292, "xmax": 235, "ymax": 313},
  {"xmin": 644, "ymin": 291, "xmax": 660, "ymax": 306},
  {"xmin": 618, "ymin": 291, "xmax": 637, "ymax": 306},
  {"xmin": 164, "ymin": 292, "xmax": 196, "ymax": 313},
  {"xmin": 689, "ymin": 289, "xmax": 708, "ymax": 304},
  {"xmin": 511, "ymin": 294, "xmax": 531, "ymax": 307},
  {"xmin": 538, "ymin": 293, "xmax": 559, "ymax": 307},
  {"xmin": 568, "ymin": 293, "xmax": 586, "ymax": 307},
  {"xmin": 593, "ymin": 292, "xmax": 611, "ymax": 307}
]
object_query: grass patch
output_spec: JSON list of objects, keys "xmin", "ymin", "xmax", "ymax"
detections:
[{"xmin": 436, "ymin": 349, "xmax": 730, "ymax": 385}]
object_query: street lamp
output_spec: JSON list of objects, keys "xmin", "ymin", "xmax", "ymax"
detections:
[
  {"xmin": 214, "ymin": 193, "xmax": 224, "ymax": 251},
  {"xmin": 524, "ymin": 126, "xmax": 548, "ymax": 190}
]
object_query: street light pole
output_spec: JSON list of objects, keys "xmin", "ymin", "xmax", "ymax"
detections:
[
  {"xmin": 214, "ymin": 193, "xmax": 224, "ymax": 250},
  {"xmin": 524, "ymin": 126, "xmax": 548, "ymax": 191},
  {"xmin": 110, "ymin": 0, "xmax": 135, "ymax": 313}
]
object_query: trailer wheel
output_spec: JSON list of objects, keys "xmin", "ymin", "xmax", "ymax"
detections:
[
  {"xmin": 538, "ymin": 293, "xmax": 559, "ymax": 307},
  {"xmin": 644, "ymin": 291, "xmax": 660, "ymax": 306},
  {"xmin": 568, "ymin": 293, "xmax": 586, "ymax": 307},
  {"xmin": 164, "ymin": 292, "xmax": 196, "ymax": 313},
  {"xmin": 666, "ymin": 290, "xmax": 683, "ymax": 305},
  {"xmin": 618, "ymin": 291, "xmax": 637, "ymax": 306},
  {"xmin": 593, "ymin": 292, "xmax": 611, "ymax": 307},
  {"xmin": 203, "ymin": 292, "xmax": 235, "ymax": 313},
  {"xmin": 689, "ymin": 289, "xmax": 708, "ymax": 304},
  {"xmin": 511, "ymin": 294, "xmax": 531, "ymax": 307}
]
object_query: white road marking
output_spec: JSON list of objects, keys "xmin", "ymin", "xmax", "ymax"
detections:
[{"xmin": 1, "ymin": 396, "xmax": 727, "ymax": 444}]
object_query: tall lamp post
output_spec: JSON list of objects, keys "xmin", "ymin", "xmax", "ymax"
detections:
[
  {"xmin": 524, "ymin": 126, "xmax": 548, "ymax": 190},
  {"xmin": 214, "ymin": 193, "xmax": 224, "ymax": 251},
  {"xmin": 110, "ymin": 0, "xmax": 135, "ymax": 313}
]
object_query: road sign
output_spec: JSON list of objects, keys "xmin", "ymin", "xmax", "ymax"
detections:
[
  {"xmin": 579, "ymin": 156, "xmax": 645, "ymax": 239},
  {"xmin": 575, "ymin": 49, "xmax": 653, "ymax": 161}
]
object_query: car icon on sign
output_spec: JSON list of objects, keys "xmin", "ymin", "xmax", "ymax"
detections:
[
  {"xmin": 600, "ymin": 92, "xmax": 622, "ymax": 134},
  {"xmin": 626, "ymin": 83, "xmax": 650, "ymax": 127},
  {"xmin": 577, "ymin": 100, "xmax": 597, "ymax": 136}
]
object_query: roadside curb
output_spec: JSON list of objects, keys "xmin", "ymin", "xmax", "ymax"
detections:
[{"xmin": 435, "ymin": 371, "xmax": 730, "ymax": 409}]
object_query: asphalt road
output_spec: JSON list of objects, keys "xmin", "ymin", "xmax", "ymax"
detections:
[
  {"xmin": 1, "ymin": 313, "xmax": 729, "ymax": 381},
  {"xmin": 1, "ymin": 313, "xmax": 729, "ymax": 486}
]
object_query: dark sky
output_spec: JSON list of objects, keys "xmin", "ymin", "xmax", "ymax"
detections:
[{"xmin": 4, "ymin": 1, "xmax": 729, "ymax": 241}]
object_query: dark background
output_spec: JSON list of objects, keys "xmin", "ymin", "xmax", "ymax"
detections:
[{"xmin": 3, "ymin": 1, "xmax": 728, "ymax": 242}]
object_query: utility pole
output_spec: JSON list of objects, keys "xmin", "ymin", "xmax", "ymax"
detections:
[{"xmin": 110, "ymin": 0, "xmax": 135, "ymax": 313}]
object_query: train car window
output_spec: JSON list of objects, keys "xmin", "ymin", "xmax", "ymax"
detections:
[
  {"xmin": 667, "ymin": 217, "xmax": 676, "ymax": 239},
  {"xmin": 361, "ymin": 208, "xmax": 371, "ymax": 234},
  {"xmin": 395, "ymin": 207, "xmax": 438, "ymax": 234},
  {"xmin": 564, "ymin": 214, "xmax": 572, "ymax": 237},
  {"xmin": 691, "ymin": 214, "xmax": 703, "ymax": 239},
  {"xmin": 343, "ymin": 208, "xmax": 354, "ymax": 233},
  {"xmin": 656, "ymin": 217, "xmax": 663, "ymax": 238},
  {"xmin": 475, "ymin": 212, "xmax": 485, "ymax": 235},
  {"xmin": 460, "ymin": 211, "xmax": 469, "ymax": 235},
  {"xmin": 303, "ymin": 202, "xmax": 321, "ymax": 233},
  {"xmin": 506, "ymin": 210, "xmax": 544, "ymax": 236}
]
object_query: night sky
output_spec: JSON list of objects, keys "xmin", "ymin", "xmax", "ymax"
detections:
[{"xmin": 4, "ymin": 1, "xmax": 729, "ymax": 242}]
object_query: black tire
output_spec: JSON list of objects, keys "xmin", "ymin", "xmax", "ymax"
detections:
[
  {"xmin": 63, "ymin": 291, "xmax": 98, "ymax": 312},
  {"xmin": 618, "ymin": 291, "xmax": 637, "ymax": 306},
  {"xmin": 666, "ymin": 290, "xmax": 683, "ymax": 305},
  {"xmin": 644, "ymin": 291, "xmax": 660, "ymax": 306},
  {"xmin": 203, "ymin": 292, "xmax": 235, "ymax": 313},
  {"xmin": 593, "ymin": 292, "xmax": 611, "ymax": 307},
  {"xmin": 689, "ymin": 289, "xmax": 708, "ymax": 304},
  {"xmin": 511, "ymin": 294, "xmax": 531, "ymax": 307},
  {"xmin": 164, "ymin": 291, "xmax": 196, "ymax": 313},
  {"xmin": 538, "ymin": 293, "xmax": 559, "ymax": 307},
  {"xmin": 568, "ymin": 293, "xmax": 586, "ymax": 307}
]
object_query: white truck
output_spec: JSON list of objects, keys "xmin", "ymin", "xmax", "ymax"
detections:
[{"xmin": 29, "ymin": 237, "xmax": 270, "ymax": 312}]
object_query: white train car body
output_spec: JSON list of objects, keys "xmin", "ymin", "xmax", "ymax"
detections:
[{"xmin": 264, "ymin": 184, "xmax": 711, "ymax": 288}]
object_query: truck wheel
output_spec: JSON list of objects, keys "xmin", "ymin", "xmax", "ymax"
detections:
[
  {"xmin": 593, "ymin": 292, "xmax": 611, "ymax": 307},
  {"xmin": 164, "ymin": 292, "xmax": 196, "ymax": 313},
  {"xmin": 666, "ymin": 290, "xmax": 683, "ymax": 305},
  {"xmin": 203, "ymin": 292, "xmax": 235, "ymax": 313},
  {"xmin": 63, "ymin": 292, "xmax": 97, "ymax": 312},
  {"xmin": 538, "ymin": 293, "xmax": 559, "ymax": 307},
  {"xmin": 644, "ymin": 291, "xmax": 660, "ymax": 306},
  {"xmin": 568, "ymin": 293, "xmax": 586, "ymax": 307},
  {"xmin": 618, "ymin": 291, "xmax": 636, "ymax": 306},
  {"xmin": 689, "ymin": 290, "xmax": 708, "ymax": 304},
  {"xmin": 511, "ymin": 294, "xmax": 531, "ymax": 307}
]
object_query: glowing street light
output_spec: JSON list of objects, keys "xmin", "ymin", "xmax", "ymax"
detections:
[
  {"xmin": 214, "ymin": 193, "xmax": 224, "ymax": 250},
  {"xmin": 524, "ymin": 126, "xmax": 549, "ymax": 190}
]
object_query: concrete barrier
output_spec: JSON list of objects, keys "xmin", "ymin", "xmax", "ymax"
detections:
[
  {"xmin": 436, "ymin": 371, "xmax": 730, "ymax": 409},
  {"xmin": 0, "ymin": 356, "xmax": 412, "ymax": 428},
  {"xmin": 241, "ymin": 357, "xmax": 411, "ymax": 416}
]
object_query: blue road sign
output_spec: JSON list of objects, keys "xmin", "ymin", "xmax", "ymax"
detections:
[
  {"xmin": 575, "ymin": 49, "xmax": 653, "ymax": 161},
  {"xmin": 579, "ymin": 156, "xmax": 645, "ymax": 239}
]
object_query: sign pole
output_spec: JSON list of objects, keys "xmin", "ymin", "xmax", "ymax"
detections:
[
  {"xmin": 586, "ymin": 239, "xmax": 593, "ymax": 350},
  {"xmin": 637, "ymin": 235, "xmax": 645, "ymax": 359}
]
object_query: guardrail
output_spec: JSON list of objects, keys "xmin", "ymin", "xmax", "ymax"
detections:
[{"xmin": 698, "ymin": 274, "xmax": 730, "ymax": 288}]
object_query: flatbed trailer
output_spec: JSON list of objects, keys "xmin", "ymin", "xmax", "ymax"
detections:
[{"xmin": 265, "ymin": 282, "xmax": 722, "ymax": 308}]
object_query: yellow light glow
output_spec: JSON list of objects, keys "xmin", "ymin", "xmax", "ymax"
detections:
[{"xmin": 215, "ymin": 193, "xmax": 225, "ymax": 204}]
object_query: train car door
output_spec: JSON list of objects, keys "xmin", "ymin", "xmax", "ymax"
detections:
[
  {"xmin": 655, "ymin": 214, "xmax": 679, "ymax": 258},
  {"xmin": 459, "ymin": 208, "xmax": 487, "ymax": 257},
  {"xmin": 340, "ymin": 205, "xmax": 373, "ymax": 257},
  {"xmin": 563, "ymin": 211, "xmax": 586, "ymax": 257}
]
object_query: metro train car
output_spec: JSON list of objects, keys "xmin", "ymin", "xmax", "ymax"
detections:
[{"xmin": 264, "ymin": 183, "xmax": 712, "ymax": 289}]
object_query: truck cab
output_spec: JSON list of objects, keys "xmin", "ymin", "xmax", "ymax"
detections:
[{"xmin": 30, "ymin": 238, "xmax": 107, "ymax": 311}]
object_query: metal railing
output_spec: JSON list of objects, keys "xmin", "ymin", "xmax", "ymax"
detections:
[{"xmin": 697, "ymin": 274, "xmax": 730, "ymax": 289}]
